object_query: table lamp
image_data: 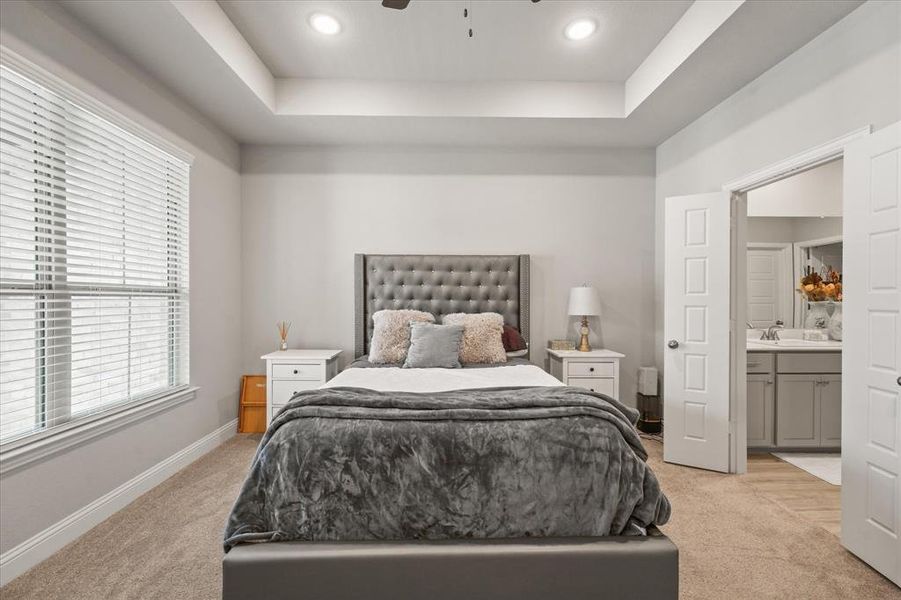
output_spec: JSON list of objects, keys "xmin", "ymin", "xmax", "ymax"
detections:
[{"xmin": 568, "ymin": 286, "xmax": 602, "ymax": 352}]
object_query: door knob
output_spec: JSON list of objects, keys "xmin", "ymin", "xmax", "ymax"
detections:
[{"xmin": 667, "ymin": 340, "xmax": 679, "ymax": 349}]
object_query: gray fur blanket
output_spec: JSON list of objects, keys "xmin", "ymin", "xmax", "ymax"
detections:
[{"xmin": 224, "ymin": 386, "xmax": 670, "ymax": 551}]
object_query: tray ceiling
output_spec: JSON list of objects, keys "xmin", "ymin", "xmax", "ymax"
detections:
[{"xmin": 46, "ymin": 0, "xmax": 865, "ymax": 147}]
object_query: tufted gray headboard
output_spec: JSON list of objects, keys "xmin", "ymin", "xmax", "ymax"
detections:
[{"xmin": 354, "ymin": 254, "xmax": 530, "ymax": 358}]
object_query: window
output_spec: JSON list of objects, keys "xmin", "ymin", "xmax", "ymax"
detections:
[{"xmin": 0, "ymin": 60, "xmax": 190, "ymax": 446}]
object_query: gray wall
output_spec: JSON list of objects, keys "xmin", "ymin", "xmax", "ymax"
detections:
[
  {"xmin": 241, "ymin": 146, "xmax": 657, "ymax": 406},
  {"xmin": 654, "ymin": 0, "xmax": 901, "ymax": 373},
  {"xmin": 0, "ymin": 1, "xmax": 243, "ymax": 553},
  {"xmin": 747, "ymin": 217, "xmax": 842, "ymax": 243}
]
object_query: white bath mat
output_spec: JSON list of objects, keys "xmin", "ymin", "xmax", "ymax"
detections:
[{"xmin": 772, "ymin": 452, "xmax": 841, "ymax": 486}]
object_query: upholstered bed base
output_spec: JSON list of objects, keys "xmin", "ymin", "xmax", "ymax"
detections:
[{"xmin": 222, "ymin": 530, "xmax": 678, "ymax": 600}]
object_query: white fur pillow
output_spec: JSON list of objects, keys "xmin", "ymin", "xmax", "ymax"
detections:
[
  {"xmin": 442, "ymin": 312, "xmax": 507, "ymax": 364},
  {"xmin": 369, "ymin": 309, "xmax": 435, "ymax": 363}
]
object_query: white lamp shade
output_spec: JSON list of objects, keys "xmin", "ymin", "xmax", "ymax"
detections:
[{"xmin": 568, "ymin": 286, "xmax": 602, "ymax": 316}]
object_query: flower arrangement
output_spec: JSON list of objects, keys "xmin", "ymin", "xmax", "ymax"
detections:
[
  {"xmin": 799, "ymin": 266, "xmax": 842, "ymax": 302},
  {"xmin": 277, "ymin": 320, "xmax": 291, "ymax": 351}
]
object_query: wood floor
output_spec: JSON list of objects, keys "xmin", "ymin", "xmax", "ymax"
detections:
[{"xmin": 743, "ymin": 452, "xmax": 841, "ymax": 536}]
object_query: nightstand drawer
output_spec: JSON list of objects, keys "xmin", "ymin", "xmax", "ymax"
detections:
[
  {"xmin": 568, "ymin": 377, "xmax": 615, "ymax": 396},
  {"xmin": 567, "ymin": 361, "xmax": 615, "ymax": 378},
  {"xmin": 271, "ymin": 379, "xmax": 321, "ymax": 406},
  {"xmin": 272, "ymin": 363, "xmax": 324, "ymax": 380}
]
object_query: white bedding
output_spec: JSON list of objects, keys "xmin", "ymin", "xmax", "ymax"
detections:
[{"xmin": 322, "ymin": 364, "xmax": 563, "ymax": 393}]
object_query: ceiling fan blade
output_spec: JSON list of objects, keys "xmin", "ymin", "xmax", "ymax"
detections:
[{"xmin": 382, "ymin": 0, "xmax": 411, "ymax": 9}]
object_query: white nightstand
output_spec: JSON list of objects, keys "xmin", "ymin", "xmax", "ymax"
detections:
[
  {"xmin": 547, "ymin": 349, "xmax": 624, "ymax": 401},
  {"xmin": 261, "ymin": 349, "xmax": 342, "ymax": 424}
]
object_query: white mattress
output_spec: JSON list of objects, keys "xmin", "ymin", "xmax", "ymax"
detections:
[{"xmin": 322, "ymin": 364, "xmax": 563, "ymax": 393}]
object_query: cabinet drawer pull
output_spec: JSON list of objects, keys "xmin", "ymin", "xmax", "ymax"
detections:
[
  {"xmin": 589, "ymin": 367, "xmax": 595, "ymax": 372},
  {"xmin": 293, "ymin": 369, "xmax": 299, "ymax": 374}
]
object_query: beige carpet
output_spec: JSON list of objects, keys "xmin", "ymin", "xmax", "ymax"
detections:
[{"xmin": 2, "ymin": 435, "xmax": 899, "ymax": 599}]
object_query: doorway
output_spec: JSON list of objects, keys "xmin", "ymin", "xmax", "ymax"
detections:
[
  {"xmin": 662, "ymin": 123, "xmax": 900, "ymax": 585},
  {"xmin": 663, "ymin": 129, "xmax": 868, "ymax": 476},
  {"xmin": 712, "ymin": 122, "xmax": 901, "ymax": 585},
  {"xmin": 663, "ymin": 122, "xmax": 901, "ymax": 585},
  {"xmin": 742, "ymin": 160, "xmax": 844, "ymax": 493}
]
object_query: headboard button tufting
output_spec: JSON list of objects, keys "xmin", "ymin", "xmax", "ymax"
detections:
[{"xmin": 356, "ymin": 255, "xmax": 528, "ymax": 358}]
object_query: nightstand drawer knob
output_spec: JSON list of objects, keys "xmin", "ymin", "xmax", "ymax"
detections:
[
  {"xmin": 567, "ymin": 362, "xmax": 615, "ymax": 378},
  {"xmin": 272, "ymin": 363, "xmax": 323, "ymax": 380}
]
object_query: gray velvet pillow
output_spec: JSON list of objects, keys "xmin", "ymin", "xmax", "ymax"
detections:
[{"xmin": 403, "ymin": 323, "xmax": 464, "ymax": 369}]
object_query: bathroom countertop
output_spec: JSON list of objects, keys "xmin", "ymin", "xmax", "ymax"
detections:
[
  {"xmin": 747, "ymin": 340, "xmax": 842, "ymax": 352},
  {"xmin": 746, "ymin": 329, "xmax": 841, "ymax": 352}
]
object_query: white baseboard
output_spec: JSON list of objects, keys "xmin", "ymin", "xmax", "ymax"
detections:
[{"xmin": 0, "ymin": 418, "xmax": 238, "ymax": 587}]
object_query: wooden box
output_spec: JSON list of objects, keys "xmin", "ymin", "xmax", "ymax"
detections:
[{"xmin": 239, "ymin": 375, "xmax": 267, "ymax": 433}]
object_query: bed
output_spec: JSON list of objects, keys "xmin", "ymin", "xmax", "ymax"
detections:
[{"xmin": 222, "ymin": 254, "xmax": 677, "ymax": 600}]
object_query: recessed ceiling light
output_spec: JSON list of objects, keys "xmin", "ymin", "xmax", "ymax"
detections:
[
  {"xmin": 309, "ymin": 13, "xmax": 341, "ymax": 36},
  {"xmin": 564, "ymin": 18, "xmax": 596, "ymax": 41}
]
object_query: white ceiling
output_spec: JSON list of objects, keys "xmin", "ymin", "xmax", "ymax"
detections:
[
  {"xmin": 46, "ymin": 0, "xmax": 864, "ymax": 148},
  {"xmin": 218, "ymin": 0, "xmax": 693, "ymax": 82}
]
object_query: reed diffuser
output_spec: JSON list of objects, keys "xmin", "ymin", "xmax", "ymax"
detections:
[{"xmin": 276, "ymin": 321, "xmax": 291, "ymax": 351}]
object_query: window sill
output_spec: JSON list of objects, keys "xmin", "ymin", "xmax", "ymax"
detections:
[{"xmin": 0, "ymin": 386, "xmax": 198, "ymax": 476}]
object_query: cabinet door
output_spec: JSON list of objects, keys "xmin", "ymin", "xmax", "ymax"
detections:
[
  {"xmin": 819, "ymin": 374, "xmax": 842, "ymax": 448},
  {"xmin": 776, "ymin": 375, "xmax": 820, "ymax": 447},
  {"xmin": 747, "ymin": 374, "xmax": 775, "ymax": 447}
]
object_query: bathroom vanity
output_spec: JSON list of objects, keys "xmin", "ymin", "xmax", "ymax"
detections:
[{"xmin": 746, "ymin": 331, "xmax": 841, "ymax": 450}]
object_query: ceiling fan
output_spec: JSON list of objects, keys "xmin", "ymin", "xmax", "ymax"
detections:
[{"xmin": 382, "ymin": 0, "xmax": 540, "ymax": 9}]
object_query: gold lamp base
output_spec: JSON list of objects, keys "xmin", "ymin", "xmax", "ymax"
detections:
[{"xmin": 578, "ymin": 316, "xmax": 592, "ymax": 352}]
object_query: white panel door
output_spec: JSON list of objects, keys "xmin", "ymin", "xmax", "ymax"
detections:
[
  {"xmin": 747, "ymin": 249, "xmax": 783, "ymax": 327},
  {"xmin": 664, "ymin": 192, "xmax": 732, "ymax": 472},
  {"xmin": 842, "ymin": 121, "xmax": 901, "ymax": 586}
]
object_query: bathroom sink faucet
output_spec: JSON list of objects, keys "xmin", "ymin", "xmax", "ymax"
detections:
[{"xmin": 761, "ymin": 321, "xmax": 784, "ymax": 341}]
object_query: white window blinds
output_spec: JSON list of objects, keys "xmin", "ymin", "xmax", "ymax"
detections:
[{"xmin": 0, "ymin": 63, "xmax": 190, "ymax": 445}]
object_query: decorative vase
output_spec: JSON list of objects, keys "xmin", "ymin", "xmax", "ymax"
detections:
[
  {"xmin": 805, "ymin": 301, "xmax": 830, "ymax": 329},
  {"xmin": 276, "ymin": 321, "xmax": 291, "ymax": 351},
  {"xmin": 828, "ymin": 302, "xmax": 843, "ymax": 341}
]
